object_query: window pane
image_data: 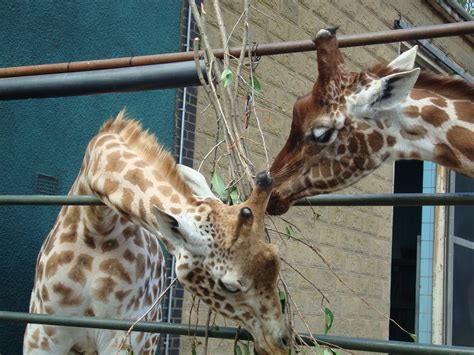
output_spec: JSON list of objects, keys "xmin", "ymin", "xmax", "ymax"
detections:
[
  {"xmin": 454, "ymin": 174, "xmax": 474, "ymax": 242},
  {"xmin": 452, "ymin": 243, "xmax": 474, "ymax": 346}
]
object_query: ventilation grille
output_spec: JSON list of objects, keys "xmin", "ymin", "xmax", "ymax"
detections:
[{"xmin": 35, "ymin": 174, "xmax": 59, "ymax": 195}]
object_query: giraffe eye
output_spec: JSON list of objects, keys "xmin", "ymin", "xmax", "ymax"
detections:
[
  {"xmin": 312, "ymin": 128, "xmax": 336, "ymax": 144},
  {"xmin": 218, "ymin": 279, "xmax": 240, "ymax": 293}
]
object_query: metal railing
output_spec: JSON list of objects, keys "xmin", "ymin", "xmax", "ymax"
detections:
[
  {"xmin": 2, "ymin": 311, "xmax": 473, "ymax": 354},
  {"xmin": 1, "ymin": 192, "xmax": 474, "ymax": 206}
]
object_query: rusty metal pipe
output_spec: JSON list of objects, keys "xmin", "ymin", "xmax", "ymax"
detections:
[{"xmin": 0, "ymin": 22, "xmax": 473, "ymax": 78}]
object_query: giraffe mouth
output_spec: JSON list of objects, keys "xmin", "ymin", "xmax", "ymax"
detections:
[{"xmin": 267, "ymin": 189, "xmax": 291, "ymax": 215}]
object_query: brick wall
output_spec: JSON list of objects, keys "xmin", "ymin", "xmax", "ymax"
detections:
[{"xmin": 179, "ymin": 1, "xmax": 474, "ymax": 353}]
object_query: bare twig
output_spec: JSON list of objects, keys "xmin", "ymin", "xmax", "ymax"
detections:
[
  {"xmin": 281, "ymin": 257, "xmax": 330, "ymax": 304},
  {"xmin": 117, "ymin": 278, "xmax": 177, "ymax": 354}
]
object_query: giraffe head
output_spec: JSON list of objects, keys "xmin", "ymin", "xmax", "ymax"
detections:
[
  {"xmin": 268, "ymin": 27, "xmax": 420, "ymax": 214},
  {"xmin": 154, "ymin": 171, "xmax": 289, "ymax": 354}
]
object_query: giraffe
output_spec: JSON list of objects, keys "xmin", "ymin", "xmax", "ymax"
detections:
[
  {"xmin": 268, "ymin": 26, "xmax": 474, "ymax": 215},
  {"xmin": 24, "ymin": 111, "xmax": 289, "ymax": 354}
]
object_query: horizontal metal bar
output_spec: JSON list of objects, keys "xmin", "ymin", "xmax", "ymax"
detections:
[
  {"xmin": 1, "ymin": 311, "xmax": 473, "ymax": 354},
  {"xmin": 295, "ymin": 193, "xmax": 474, "ymax": 206},
  {"xmin": 0, "ymin": 195, "xmax": 103, "ymax": 205},
  {"xmin": 0, "ymin": 60, "xmax": 206, "ymax": 100},
  {"xmin": 1, "ymin": 193, "xmax": 474, "ymax": 206},
  {"xmin": 0, "ymin": 22, "xmax": 473, "ymax": 78}
]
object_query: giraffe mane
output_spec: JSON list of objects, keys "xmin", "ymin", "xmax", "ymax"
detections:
[
  {"xmin": 369, "ymin": 63, "xmax": 474, "ymax": 101},
  {"xmin": 99, "ymin": 109, "xmax": 193, "ymax": 198}
]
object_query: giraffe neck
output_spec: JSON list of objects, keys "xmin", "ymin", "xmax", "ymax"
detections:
[
  {"xmin": 83, "ymin": 126, "xmax": 205, "ymax": 255},
  {"xmin": 387, "ymin": 88, "xmax": 474, "ymax": 177}
]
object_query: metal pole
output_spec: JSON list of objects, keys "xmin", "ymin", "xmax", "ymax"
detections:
[
  {"xmin": 294, "ymin": 193, "xmax": 474, "ymax": 206},
  {"xmin": 0, "ymin": 60, "xmax": 206, "ymax": 100},
  {"xmin": 2, "ymin": 193, "xmax": 474, "ymax": 206},
  {"xmin": 2, "ymin": 311, "xmax": 473, "ymax": 354},
  {"xmin": 0, "ymin": 22, "xmax": 473, "ymax": 78}
]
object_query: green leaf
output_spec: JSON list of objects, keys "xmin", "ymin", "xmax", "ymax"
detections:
[
  {"xmin": 220, "ymin": 68, "xmax": 234, "ymax": 87},
  {"xmin": 241, "ymin": 343, "xmax": 251, "ymax": 355},
  {"xmin": 235, "ymin": 344, "xmax": 243, "ymax": 355},
  {"xmin": 250, "ymin": 76, "xmax": 261, "ymax": 95},
  {"xmin": 285, "ymin": 225, "xmax": 295, "ymax": 239},
  {"xmin": 409, "ymin": 333, "xmax": 417, "ymax": 342},
  {"xmin": 324, "ymin": 307, "xmax": 334, "ymax": 335},
  {"xmin": 323, "ymin": 349, "xmax": 333, "ymax": 355},
  {"xmin": 191, "ymin": 349, "xmax": 197, "ymax": 355},
  {"xmin": 279, "ymin": 290, "xmax": 286, "ymax": 314},
  {"xmin": 211, "ymin": 172, "xmax": 226, "ymax": 201},
  {"xmin": 229, "ymin": 186, "xmax": 241, "ymax": 205}
]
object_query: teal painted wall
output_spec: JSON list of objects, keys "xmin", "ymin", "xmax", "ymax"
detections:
[{"xmin": 0, "ymin": 1, "xmax": 181, "ymax": 352}]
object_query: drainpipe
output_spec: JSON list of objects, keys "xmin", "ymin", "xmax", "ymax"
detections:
[
  {"xmin": 165, "ymin": 3, "xmax": 193, "ymax": 354},
  {"xmin": 432, "ymin": 166, "xmax": 447, "ymax": 344}
]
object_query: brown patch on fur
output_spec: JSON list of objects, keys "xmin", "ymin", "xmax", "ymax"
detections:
[
  {"xmin": 103, "ymin": 179, "xmax": 120, "ymax": 196},
  {"xmin": 115, "ymin": 289, "xmax": 132, "ymax": 302},
  {"xmin": 404, "ymin": 105, "xmax": 420, "ymax": 118},
  {"xmin": 454, "ymin": 101, "xmax": 474, "ymax": 123},
  {"xmin": 367, "ymin": 131, "xmax": 384, "ymax": 153},
  {"xmin": 52, "ymin": 282, "xmax": 83, "ymax": 306},
  {"xmin": 59, "ymin": 229, "xmax": 77, "ymax": 244},
  {"xmin": 421, "ymin": 105, "xmax": 449, "ymax": 127},
  {"xmin": 400, "ymin": 125, "xmax": 428, "ymax": 140},
  {"xmin": 124, "ymin": 168, "xmax": 153, "ymax": 192},
  {"xmin": 158, "ymin": 185, "xmax": 172, "ymax": 197},
  {"xmin": 63, "ymin": 206, "xmax": 79, "ymax": 228},
  {"xmin": 170, "ymin": 194, "xmax": 180, "ymax": 204},
  {"xmin": 447, "ymin": 126, "xmax": 474, "ymax": 162},
  {"xmin": 434, "ymin": 143, "xmax": 460, "ymax": 168},
  {"xmin": 149, "ymin": 238, "xmax": 159, "ymax": 256},
  {"xmin": 45, "ymin": 251, "xmax": 74, "ymax": 278},
  {"xmin": 41, "ymin": 285, "xmax": 49, "ymax": 302},
  {"xmin": 387, "ymin": 136, "xmax": 396, "ymax": 147},
  {"xmin": 44, "ymin": 326, "xmax": 55, "ymax": 336},
  {"xmin": 136, "ymin": 254, "xmax": 146, "ymax": 280},
  {"xmin": 138, "ymin": 199, "xmax": 147, "ymax": 221},
  {"xmin": 105, "ymin": 151, "xmax": 126, "ymax": 173},
  {"xmin": 102, "ymin": 239, "xmax": 119, "ymax": 252},
  {"xmin": 123, "ymin": 249, "xmax": 136, "ymax": 262},
  {"xmin": 409, "ymin": 89, "xmax": 435, "ymax": 101},
  {"xmin": 170, "ymin": 207, "xmax": 181, "ymax": 215},
  {"xmin": 94, "ymin": 276, "xmax": 117, "ymax": 302},
  {"xmin": 68, "ymin": 254, "xmax": 93, "ymax": 286},
  {"xmin": 84, "ymin": 307, "xmax": 95, "ymax": 317},
  {"xmin": 83, "ymin": 229, "xmax": 96, "ymax": 249},
  {"xmin": 431, "ymin": 97, "xmax": 447, "ymax": 107},
  {"xmin": 99, "ymin": 258, "xmax": 132, "ymax": 284},
  {"xmin": 121, "ymin": 187, "xmax": 134, "ymax": 213},
  {"xmin": 123, "ymin": 226, "xmax": 138, "ymax": 239}
]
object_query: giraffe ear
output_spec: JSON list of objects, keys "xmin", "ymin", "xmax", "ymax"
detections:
[
  {"xmin": 368, "ymin": 68, "xmax": 420, "ymax": 110},
  {"xmin": 377, "ymin": 68, "xmax": 420, "ymax": 109},
  {"xmin": 177, "ymin": 164, "xmax": 218, "ymax": 200},
  {"xmin": 388, "ymin": 45, "xmax": 418, "ymax": 71},
  {"xmin": 152, "ymin": 205, "xmax": 209, "ymax": 256}
]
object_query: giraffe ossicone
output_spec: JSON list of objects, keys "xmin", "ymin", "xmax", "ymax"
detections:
[
  {"xmin": 24, "ymin": 111, "xmax": 289, "ymax": 354},
  {"xmin": 268, "ymin": 27, "xmax": 474, "ymax": 215}
]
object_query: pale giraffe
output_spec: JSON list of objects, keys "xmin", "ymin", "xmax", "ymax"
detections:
[
  {"xmin": 268, "ymin": 27, "xmax": 474, "ymax": 215},
  {"xmin": 24, "ymin": 111, "xmax": 289, "ymax": 354}
]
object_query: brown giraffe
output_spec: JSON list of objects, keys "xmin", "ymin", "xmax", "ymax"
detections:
[
  {"xmin": 24, "ymin": 111, "xmax": 289, "ymax": 354},
  {"xmin": 268, "ymin": 27, "xmax": 474, "ymax": 215}
]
